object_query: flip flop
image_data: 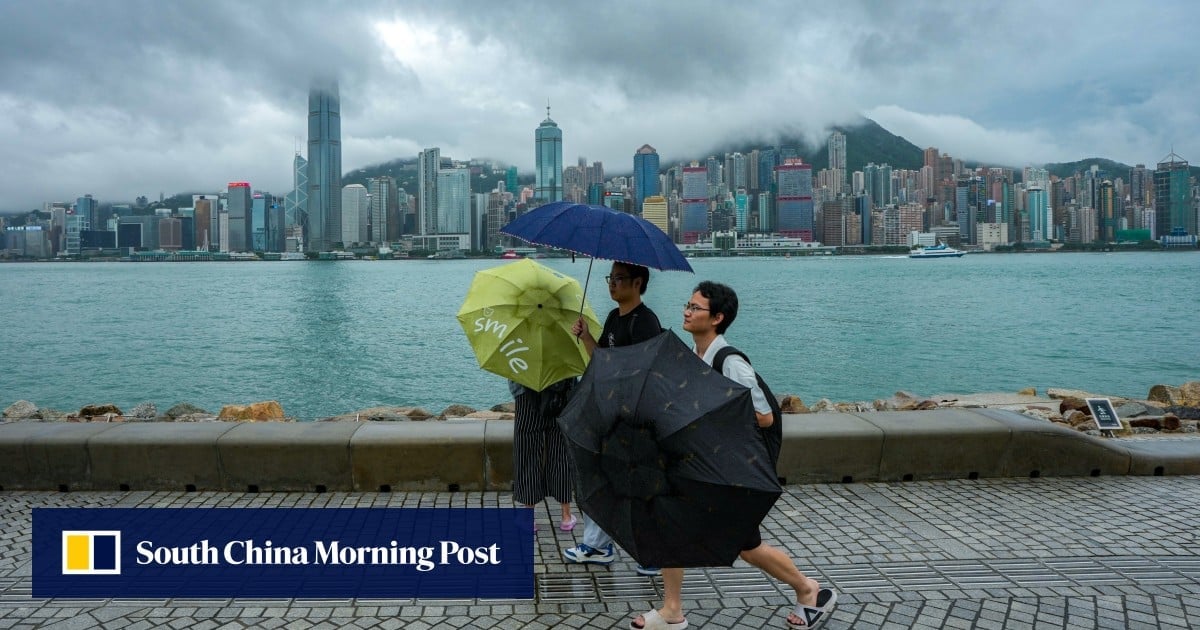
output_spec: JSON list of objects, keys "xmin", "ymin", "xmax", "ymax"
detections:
[
  {"xmin": 786, "ymin": 588, "xmax": 837, "ymax": 629},
  {"xmin": 560, "ymin": 515, "xmax": 578, "ymax": 531},
  {"xmin": 629, "ymin": 609, "xmax": 688, "ymax": 630}
]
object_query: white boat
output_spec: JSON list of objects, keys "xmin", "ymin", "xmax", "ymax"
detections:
[{"xmin": 909, "ymin": 243, "xmax": 964, "ymax": 259}]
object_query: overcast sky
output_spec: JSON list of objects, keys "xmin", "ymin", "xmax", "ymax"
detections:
[{"xmin": 1, "ymin": 0, "xmax": 1196, "ymax": 212}]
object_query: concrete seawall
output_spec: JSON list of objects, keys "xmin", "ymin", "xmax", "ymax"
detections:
[{"xmin": 2, "ymin": 408, "xmax": 1198, "ymax": 492}]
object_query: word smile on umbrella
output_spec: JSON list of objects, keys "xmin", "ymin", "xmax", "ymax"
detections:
[{"xmin": 471, "ymin": 315, "xmax": 531, "ymax": 374}]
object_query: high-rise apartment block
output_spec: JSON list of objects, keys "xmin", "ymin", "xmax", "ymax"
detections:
[{"xmin": 418, "ymin": 148, "xmax": 442, "ymax": 235}]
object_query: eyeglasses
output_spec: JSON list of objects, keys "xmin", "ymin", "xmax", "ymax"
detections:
[
  {"xmin": 605, "ymin": 275, "xmax": 629, "ymax": 285},
  {"xmin": 683, "ymin": 303, "xmax": 710, "ymax": 314}
]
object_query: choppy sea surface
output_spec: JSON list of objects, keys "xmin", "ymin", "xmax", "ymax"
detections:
[{"xmin": 2, "ymin": 251, "xmax": 1197, "ymax": 419}]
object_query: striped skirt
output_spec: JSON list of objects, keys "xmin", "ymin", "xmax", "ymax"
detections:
[{"xmin": 512, "ymin": 391, "xmax": 573, "ymax": 505}]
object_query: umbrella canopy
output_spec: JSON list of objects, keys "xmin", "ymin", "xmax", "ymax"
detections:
[
  {"xmin": 500, "ymin": 201, "xmax": 693, "ymax": 272},
  {"xmin": 557, "ymin": 331, "xmax": 781, "ymax": 568},
  {"xmin": 457, "ymin": 259, "xmax": 602, "ymax": 392}
]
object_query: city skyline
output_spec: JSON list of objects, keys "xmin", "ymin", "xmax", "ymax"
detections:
[{"xmin": 1, "ymin": 1, "xmax": 1197, "ymax": 212}]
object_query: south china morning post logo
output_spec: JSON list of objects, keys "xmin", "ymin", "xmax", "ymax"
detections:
[
  {"xmin": 34, "ymin": 507, "xmax": 534, "ymax": 599},
  {"xmin": 61, "ymin": 530, "xmax": 121, "ymax": 575}
]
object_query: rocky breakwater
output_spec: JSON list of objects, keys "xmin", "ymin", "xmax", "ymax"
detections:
[{"xmin": 2, "ymin": 400, "xmax": 516, "ymax": 423}]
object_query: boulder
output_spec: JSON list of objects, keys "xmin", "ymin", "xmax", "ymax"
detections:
[
  {"xmin": 1180, "ymin": 381, "xmax": 1200, "ymax": 405},
  {"xmin": 1182, "ymin": 420, "xmax": 1199, "ymax": 433},
  {"xmin": 1164, "ymin": 405, "xmax": 1200, "ymax": 420},
  {"xmin": 1129, "ymin": 417, "xmax": 1163, "ymax": 430},
  {"xmin": 440, "ymin": 404, "xmax": 478, "ymax": 419},
  {"xmin": 1047, "ymin": 388, "xmax": 1126, "ymax": 403},
  {"xmin": 465, "ymin": 411, "xmax": 510, "ymax": 420},
  {"xmin": 129, "ymin": 402, "xmax": 158, "ymax": 420},
  {"xmin": 1017, "ymin": 387, "xmax": 1037, "ymax": 396},
  {"xmin": 1148, "ymin": 384, "xmax": 1183, "ymax": 405},
  {"xmin": 38, "ymin": 408, "xmax": 70, "ymax": 422},
  {"xmin": 174, "ymin": 413, "xmax": 219, "ymax": 422},
  {"xmin": 1064, "ymin": 409, "xmax": 1089, "ymax": 427},
  {"xmin": 872, "ymin": 399, "xmax": 894, "ymax": 411},
  {"xmin": 1022, "ymin": 407, "xmax": 1058, "ymax": 422},
  {"xmin": 810, "ymin": 399, "xmax": 835, "ymax": 413},
  {"xmin": 914, "ymin": 399, "xmax": 939, "ymax": 410},
  {"xmin": 893, "ymin": 391, "xmax": 921, "ymax": 402},
  {"xmin": 1073, "ymin": 418, "xmax": 1099, "ymax": 432},
  {"xmin": 1131, "ymin": 427, "xmax": 1159, "ymax": 435},
  {"xmin": 1058, "ymin": 397, "xmax": 1089, "ymax": 415},
  {"xmin": 165, "ymin": 403, "xmax": 209, "ymax": 419},
  {"xmin": 401, "ymin": 407, "xmax": 434, "ymax": 421},
  {"xmin": 3, "ymin": 400, "xmax": 38, "ymax": 419},
  {"xmin": 1114, "ymin": 401, "xmax": 1154, "ymax": 418},
  {"xmin": 324, "ymin": 406, "xmax": 410, "ymax": 422},
  {"xmin": 491, "ymin": 402, "xmax": 516, "ymax": 414},
  {"xmin": 1162, "ymin": 414, "xmax": 1182, "ymax": 431},
  {"xmin": 79, "ymin": 404, "xmax": 123, "ymax": 419},
  {"xmin": 780, "ymin": 395, "xmax": 808, "ymax": 413},
  {"xmin": 217, "ymin": 401, "xmax": 285, "ymax": 422}
]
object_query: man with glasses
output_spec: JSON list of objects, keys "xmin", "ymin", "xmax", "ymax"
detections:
[
  {"xmin": 630, "ymin": 280, "xmax": 836, "ymax": 630},
  {"xmin": 563, "ymin": 261, "xmax": 663, "ymax": 577}
]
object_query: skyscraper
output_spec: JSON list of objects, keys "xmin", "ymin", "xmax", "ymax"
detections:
[
  {"xmin": 418, "ymin": 148, "xmax": 441, "ymax": 235},
  {"xmin": 633, "ymin": 144, "xmax": 660, "ymax": 212},
  {"xmin": 226, "ymin": 182, "xmax": 252, "ymax": 252},
  {"xmin": 341, "ymin": 184, "xmax": 368, "ymax": 245},
  {"xmin": 775, "ymin": 159, "xmax": 814, "ymax": 240},
  {"xmin": 534, "ymin": 106, "xmax": 563, "ymax": 202},
  {"xmin": 284, "ymin": 153, "xmax": 308, "ymax": 246},
  {"xmin": 1027, "ymin": 186, "xmax": 1050, "ymax": 242},
  {"xmin": 681, "ymin": 165, "xmax": 709, "ymax": 243},
  {"xmin": 306, "ymin": 79, "xmax": 341, "ymax": 252},
  {"xmin": 437, "ymin": 168, "xmax": 471, "ymax": 234},
  {"xmin": 828, "ymin": 131, "xmax": 847, "ymax": 189},
  {"xmin": 1154, "ymin": 152, "xmax": 1194, "ymax": 238},
  {"xmin": 367, "ymin": 176, "xmax": 398, "ymax": 243}
]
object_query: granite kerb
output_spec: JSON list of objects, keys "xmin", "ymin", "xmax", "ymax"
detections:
[{"xmin": 3, "ymin": 408, "xmax": 1198, "ymax": 492}]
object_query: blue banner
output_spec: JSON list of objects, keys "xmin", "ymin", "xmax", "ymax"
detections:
[{"xmin": 34, "ymin": 508, "xmax": 533, "ymax": 599}]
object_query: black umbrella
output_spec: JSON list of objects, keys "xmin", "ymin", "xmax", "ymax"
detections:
[{"xmin": 556, "ymin": 331, "xmax": 782, "ymax": 568}]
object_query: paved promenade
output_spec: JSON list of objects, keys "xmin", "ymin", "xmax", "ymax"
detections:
[{"xmin": 2, "ymin": 474, "xmax": 1199, "ymax": 629}]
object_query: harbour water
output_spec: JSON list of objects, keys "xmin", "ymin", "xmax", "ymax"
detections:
[{"xmin": 2, "ymin": 251, "xmax": 1197, "ymax": 419}]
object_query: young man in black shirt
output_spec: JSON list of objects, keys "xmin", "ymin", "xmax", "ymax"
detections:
[{"xmin": 563, "ymin": 261, "xmax": 662, "ymax": 576}]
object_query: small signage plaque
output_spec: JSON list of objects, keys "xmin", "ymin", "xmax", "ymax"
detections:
[{"xmin": 1085, "ymin": 397, "xmax": 1123, "ymax": 431}]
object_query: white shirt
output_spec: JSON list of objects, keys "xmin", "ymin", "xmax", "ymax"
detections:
[{"xmin": 696, "ymin": 334, "xmax": 771, "ymax": 415}]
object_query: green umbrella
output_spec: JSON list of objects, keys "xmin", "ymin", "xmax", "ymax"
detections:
[{"xmin": 457, "ymin": 259, "xmax": 602, "ymax": 392}]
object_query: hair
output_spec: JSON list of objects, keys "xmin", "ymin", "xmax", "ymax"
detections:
[
  {"xmin": 694, "ymin": 280, "xmax": 738, "ymax": 334},
  {"xmin": 613, "ymin": 261, "xmax": 651, "ymax": 295}
]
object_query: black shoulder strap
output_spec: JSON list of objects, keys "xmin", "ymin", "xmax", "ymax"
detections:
[{"xmin": 712, "ymin": 346, "xmax": 748, "ymax": 373}]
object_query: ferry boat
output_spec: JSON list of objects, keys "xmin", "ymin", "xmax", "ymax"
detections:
[
  {"xmin": 499, "ymin": 249, "xmax": 522, "ymax": 259},
  {"xmin": 908, "ymin": 243, "xmax": 965, "ymax": 259}
]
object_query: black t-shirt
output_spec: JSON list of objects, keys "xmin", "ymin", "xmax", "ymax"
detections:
[{"xmin": 598, "ymin": 302, "xmax": 662, "ymax": 348}]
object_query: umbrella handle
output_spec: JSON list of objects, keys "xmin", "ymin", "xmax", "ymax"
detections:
[{"xmin": 577, "ymin": 257, "xmax": 594, "ymax": 343}]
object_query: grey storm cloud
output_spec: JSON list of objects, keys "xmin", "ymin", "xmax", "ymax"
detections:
[{"xmin": 1, "ymin": 0, "xmax": 1197, "ymax": 212}]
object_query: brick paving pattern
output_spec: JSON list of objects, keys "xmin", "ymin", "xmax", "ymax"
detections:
[{"xmin": 1, "ymin": 476, "xmax": 1198, "ymax": 628}]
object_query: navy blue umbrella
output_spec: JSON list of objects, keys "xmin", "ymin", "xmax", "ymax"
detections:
[
  {"xmin": 500, "ymin": 201, "xmax": 693, "ymax": 273},
  {"xmin": 500, "ymin": 202, "xmax": 693, "ymax": 317}
]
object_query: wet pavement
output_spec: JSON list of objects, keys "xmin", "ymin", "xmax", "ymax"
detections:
[{"xmin": 2, "ymin": 474, "xmax": 1199, "ymax": 628}]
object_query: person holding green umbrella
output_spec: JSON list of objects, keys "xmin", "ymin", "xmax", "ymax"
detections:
[{"xmin": 458, "ymin": 259, "xmax": 602, "ymax": 531}]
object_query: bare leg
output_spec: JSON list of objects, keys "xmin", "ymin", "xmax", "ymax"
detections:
[
  {"xmin": 739, "ymin": 543, "xmax": 819, "ymax": 625},
  {"xmin": 631, "ymin": 568, "xmax": 685, "ymax": 627},
  {"xmin": 560, "ymin": 501, "xmax": 572, "ymax": 522}
]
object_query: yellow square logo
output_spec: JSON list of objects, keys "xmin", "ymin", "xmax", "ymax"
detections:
[{"xmin": 61, "ymin": 531, "xmax": 121, "ymax": 575}]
